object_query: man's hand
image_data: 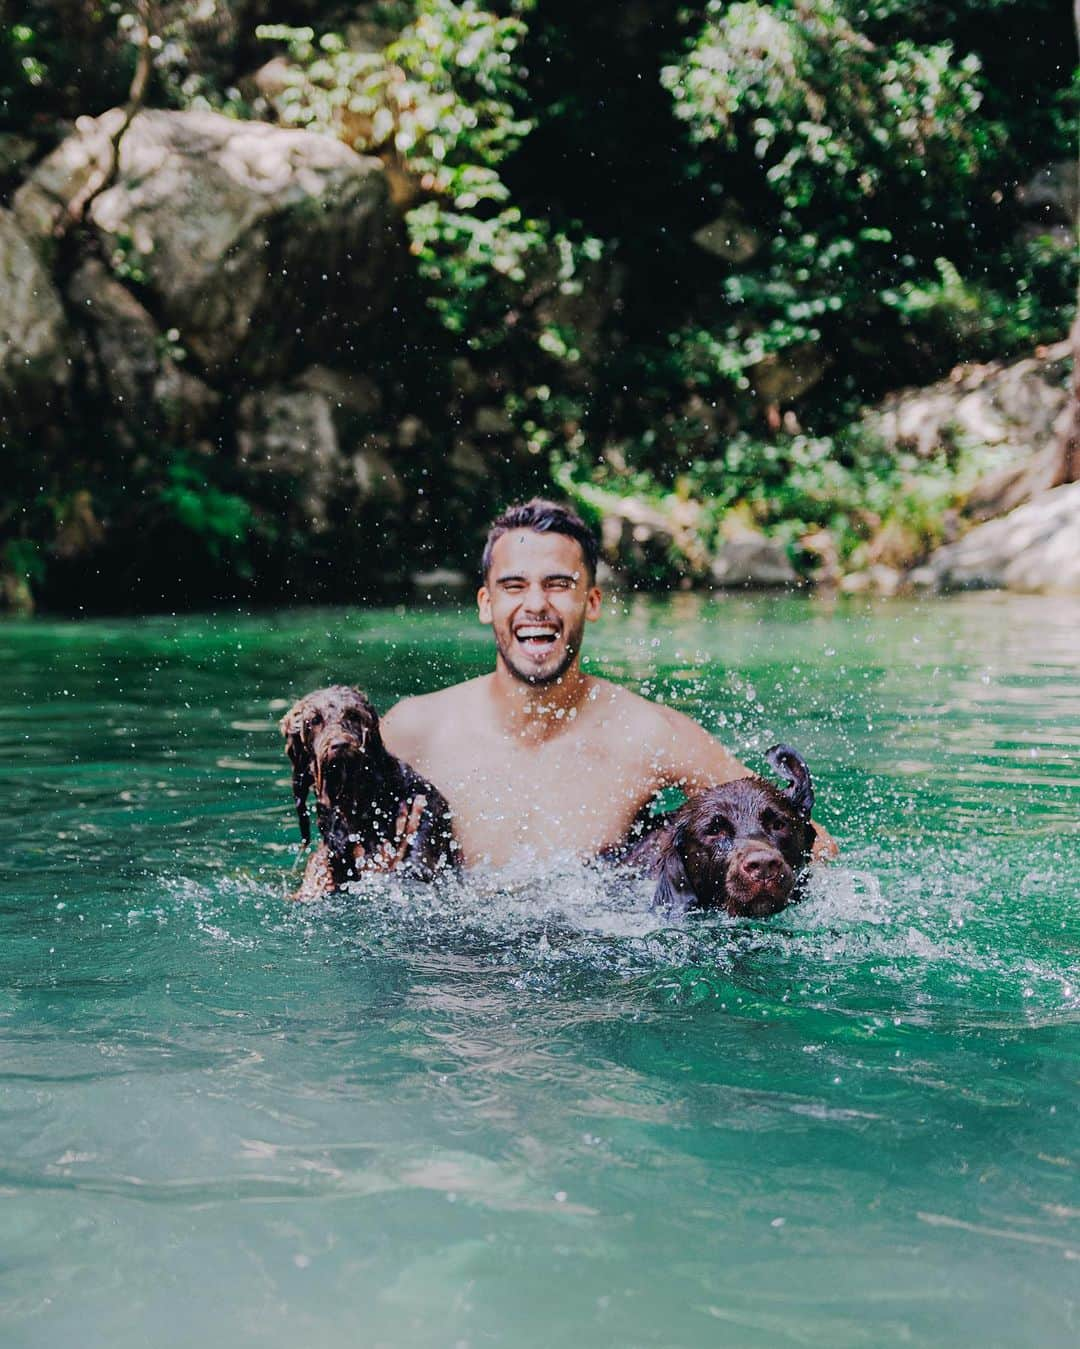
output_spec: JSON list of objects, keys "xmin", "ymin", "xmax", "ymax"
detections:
[{"xmin": 359, "ymin": 794, "xmax": 428, "ymax": 872}]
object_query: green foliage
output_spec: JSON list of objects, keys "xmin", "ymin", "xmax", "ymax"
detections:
[
  {"xmin": 652, "ymin": 0, "xmax": 993, "ymax": 412},
  {"xmin": 569, "ymin": 0, "xmax": 1078, "ymax": 499},
  {"xmin": 0, "ymin": 14, "xmax": 64, "ymax": 127},
  {"xmin": 2, "ymin": 537, "xmax": 45, "ymax": 585},
  {"xmin": 153, "ymin": 454, "xmax": 260, "ymax": 568},
  {"xmin": 256, "ymin": 3, "xmax": 598, "ymax": 348},
  {"xmin": 881, "ymin": 238, "xmax": 1078, "ymax": 361},
  {"xmin": 1, "ymin": 0, "xmax": 1075, "ymax": 608},
  {"xmin": 258, "ymin": 1, "xmax": 532, "ymax": 205},
  {"xmin": 0, "ymin": 4, "xmax": 134, "ymax": 137},
  {"xmin": 406, "ymin": 201, "xmax": 603, "ymax": 350},
  {"xmin": 664, "ymin": 1, "xmax": 987, "ymax": 211},
  {"xmin": 107, "ymin": 231, "xmax": 150, "ymax": 286},
  {"xmin": 255, "ymin": 0, "xmax": 605, "ymax": 482},
  {"xmin": 561, "ymin": 415, "xmax": 996, "ymax": 582},
  {"xmin": 406, "ymin": 202, "xmax": 544, "ymax": 334},
  {"xmin": 4, "ymin": 21, "xmax": 46, "ymax": 91}
]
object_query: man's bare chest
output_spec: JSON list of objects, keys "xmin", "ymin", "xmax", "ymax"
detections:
[{"xmin": 416, "ymin": 726, "xmax": 657, "ymax": 862}]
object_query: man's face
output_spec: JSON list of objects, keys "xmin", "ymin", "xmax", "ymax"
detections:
[{"xmin": 478, "ymin": 529, "xmax": 602, "ymax": 686}]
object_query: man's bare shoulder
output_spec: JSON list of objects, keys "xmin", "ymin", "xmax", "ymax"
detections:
[
  {"xmin": 590, "ymin": 677, "xmax": 746, "ymax": 785},
  {"xmin": 590, "ymin": 678, "xmax": 702, "ymax": 740},
  {"xmin": 381, "ymin": 676, "xmax": 488, "ymax": 754}
]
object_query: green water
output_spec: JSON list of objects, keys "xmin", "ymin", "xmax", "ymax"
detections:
[{"xmin": 2, "ymin": 592, "xmax": 1078, "ymax": 1348}]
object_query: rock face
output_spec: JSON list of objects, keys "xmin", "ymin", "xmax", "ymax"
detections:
[
  {"xmin": 925, "ymin": 482, "xmax": 1080, "ymax": 594},
  {"xmin": 67, "ymin": 257, "xmax": 221, "ymax": 444},
  {"xmin": 2, "ymin": 105, "xmax": 408, "ymax": 589},
  {"xmin": 865, "ymin": 342, "xmax": 1071, "ymax": 524},
  {"xmin": 0, "ymin": 208, "xmax": 68, "ymax": 431},
  {"xmin": 237, "ymin": 377, "xmax": 402, "ymax": 532},
  {"xmin": 237, "ymin": 388, "xmax": 344, "ymax": 533},
  {"xmin": 711, "ymin": 534, "xmax": 798, "ymax": 589},
  {"xmin": 746, "ymin": 343, "xmax": 830, "ymax": 412},
  {"xmin": 692, "ymin": 209, "xmax": 761, "ymax": 264},
  {"xmin": 19, "ymin": 107, "xmax": 400, "ymax": 381},
  {"xmin": 593, "ymin": 492, "xmax": 712, "ymax": 583},
  {"xmin": 13, "ymin": 108, "xmax": 123, "ymax": 240}
]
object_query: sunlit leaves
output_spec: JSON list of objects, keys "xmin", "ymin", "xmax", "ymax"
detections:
[
  {"xmin": 257, "ymin": 1, "xmax": 531, "ymax": 206},
  {"xmin": 663, "ymin": 0, "xmax": 985, "ymax": 211}
]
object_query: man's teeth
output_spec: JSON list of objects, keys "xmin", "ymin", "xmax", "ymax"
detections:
[{"xmin": 517, "ymin": 626, "xmax": 557, "ymax": 643}]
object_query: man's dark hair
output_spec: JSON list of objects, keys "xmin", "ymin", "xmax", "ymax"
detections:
[{"xmin": 482, "ymin": 498, "xmax": 600, "ymax": 582}]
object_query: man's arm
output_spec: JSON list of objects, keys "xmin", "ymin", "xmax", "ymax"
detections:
[
  {"xmin": 379, "ymin": 697, "xmax": 422, "ymax": 766},
  {"xmin": 653, "ymin": 703, "xmax": 749, "ymax": 792},
  {"xmin": 653, "ymin": 704, "xmax": 838, "ymax": 860}
]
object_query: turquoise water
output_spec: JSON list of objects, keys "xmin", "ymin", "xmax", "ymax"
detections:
[{"xmin": 2, "ymin": 592, "xmax": 1078, "ymax": 1347}]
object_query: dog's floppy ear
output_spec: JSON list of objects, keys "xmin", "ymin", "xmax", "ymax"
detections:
[
  {"xmin": 651, "ymin": 821, "xmax": 698, "ymax": 914},
  {"xmin": 280, "ymin": 703, "xmax": 313, "ymax": 847},
  {"xmin": 765, "ymin": 744, "xmax": 814, "ymax": 819}
]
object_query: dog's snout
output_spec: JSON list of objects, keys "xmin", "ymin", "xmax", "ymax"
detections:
[
  {"xmin": 640, "ymin": 766, "xmax": 814, "ymax": 916},
  {"xmin": 737, "ymin": 846, "xmax": 783, "ymax": 884},
  {"xmin": 318, "ymin": 726, "xmax": 369, "ymax": 760}
]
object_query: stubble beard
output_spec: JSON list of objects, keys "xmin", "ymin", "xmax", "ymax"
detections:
[{"xmin": 495, "ymin": 617, "xmax": 586, "ymax": 687}]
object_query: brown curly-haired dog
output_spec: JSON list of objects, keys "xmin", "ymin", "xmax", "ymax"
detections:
[
  {"xmin": 628, "ymin": 745, "xmax": 816, "ymax": 917},
  {"xmin": 281, "ymin": 685, "xmax": 457, "ymax": 899}
]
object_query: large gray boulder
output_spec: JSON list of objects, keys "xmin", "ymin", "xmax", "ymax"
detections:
[
  {"xmin": 864, "ymin": 342, "xmax": 1072, "ymax": 527},
  {"xmin": 711, "ymin": 533, "xmax": 798, "ymax": 589},
  {"xmin": 591, "ymin": 491, "xmax": 712, "ymax": 583},
  {"xmin": 18, "ymin": 108, "xmax": 400, "ymax": 381},
  {"xmin": 13, "ymin": 109, "xmax": 123, "ymax": 241},
  {"xmin": 0, "ymin": 208, "xmax": 68, "ymax": 430},
  {"xmin": 237, "ymin": 389, "xmax": 344, "ymax": 533},
  {"xmin": 925, "ymin": 481, "xmax": 1080, "ymax": 594},
  {"xmin": 237, "ymin": 381, "xmax": 401, "ymax": 532},
  {"xmin": 67, "ymin": 257, "xmax": 220, "ymax": 444},
  {"xmin": 867, "ymin": 342, "xmax": 1070, "ymax": 464}
]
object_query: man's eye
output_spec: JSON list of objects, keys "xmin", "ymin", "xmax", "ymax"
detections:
[{"xmin": 547, "ymin": 578, "xmax": 572, "ymax": 590}]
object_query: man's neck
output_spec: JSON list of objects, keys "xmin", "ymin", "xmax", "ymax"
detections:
[{"xmin": 488, "ymin": 659, "xmax": 595, "ymax": 743}]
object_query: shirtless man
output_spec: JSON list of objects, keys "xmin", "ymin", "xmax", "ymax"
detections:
[{"xmin": 382, "ymin": 499, "xmax": 834, "ymax": 869}]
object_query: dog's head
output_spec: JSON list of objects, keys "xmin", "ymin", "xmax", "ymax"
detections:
[
  {"xmin": 652, "ymin": 744, "xmax": 815, "ymax": 917},
  {"xmin": 280, "ymin": 686, "xmax": 384, "ymax": 852}
]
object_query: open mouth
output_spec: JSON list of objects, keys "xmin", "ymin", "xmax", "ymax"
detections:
[{"xmin": 514, "ymin": 624, "xmax": 560, "ymax": 652}]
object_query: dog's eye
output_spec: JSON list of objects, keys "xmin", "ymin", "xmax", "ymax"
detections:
[
  {"xmin": 706, "ymin": 815, "xmax": 733, "ymax": 838},
  {"xmin": 306, "ymin": 712, "xmax": 323, "ymax": 729},
  {"xmin": 760, "ymin": 809, "xmax": 788, "ymax": 834}
]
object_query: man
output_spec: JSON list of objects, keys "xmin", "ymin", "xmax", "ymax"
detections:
[{"xmin": 382, "ymin": 499, "xmax": 834, "ymax": 868}]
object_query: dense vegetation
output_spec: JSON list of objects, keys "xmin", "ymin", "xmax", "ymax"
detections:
[{"xmin": 2, "ymin": 0, "xmax": 1076, "ymax": 610}]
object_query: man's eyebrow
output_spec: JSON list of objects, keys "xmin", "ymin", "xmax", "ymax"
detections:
[{"xmin": 494, "ymin": 571, "xmax": 578, "ymax": 584}]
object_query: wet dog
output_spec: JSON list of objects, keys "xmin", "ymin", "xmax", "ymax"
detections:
[
  {"xmin": 281, "ymin": 685, "xmax": 456, "ymax": 899},
  {"xmin": 627, "ymin": 745, "xmax": 816, "ymax": 917}
]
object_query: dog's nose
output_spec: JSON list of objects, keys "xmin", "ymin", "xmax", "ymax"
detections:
[{"xmin": 737, "ymin": 847, "xmax": 783, "ymax": 885}]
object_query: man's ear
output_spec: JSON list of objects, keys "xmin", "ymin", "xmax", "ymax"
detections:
[
  {"xmin": 477, "ymin": 585, "xmax": 492, "ymax": 624},
  {"xmin": 585, "ymin": 583, "xmax": 602, "ymax": 621}
]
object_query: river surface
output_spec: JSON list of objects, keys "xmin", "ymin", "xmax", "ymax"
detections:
[{"xmin": 2, "ymin": 592, "xmax": 1078, "ymax": 1347}]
